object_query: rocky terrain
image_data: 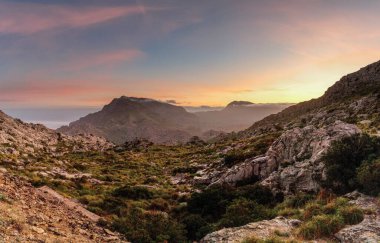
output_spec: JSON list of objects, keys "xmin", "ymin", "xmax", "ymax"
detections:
[
  {"xmin": 194, "ymin": 60, "xmax": 380, "ymax": 192},
  {"xmin": 0, "ymin": 170, "xmax": 126, "ymax": 243},
  {"xmin": 190, "ymin": 60, "xmax": 380, "ymax": 242},
  {"xmin": 0, "ymin": 110, "xmax": 112, "ymax": 157},
  {"xmin": 201, "ymin": 191, "xmax": 380, "ymax": 242}
]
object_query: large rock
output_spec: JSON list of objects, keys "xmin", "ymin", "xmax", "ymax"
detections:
[
  {"xmin": 200, "ymin": 217, "xmax": 300, "ymax": 243},
  {"xmin": 210, "ymin": 121, "xmax": 360, "ymax": 194}
]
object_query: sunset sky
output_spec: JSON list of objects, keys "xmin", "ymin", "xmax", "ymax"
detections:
[{"xmin": 1, "ymin": 0, "xmax": 380, "ymax": 109}]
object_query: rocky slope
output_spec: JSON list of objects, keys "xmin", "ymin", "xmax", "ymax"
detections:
[
  {"xmin": 192, "ymin": 60, "xmax": 380, "ymax": 243},
  {"xmin": 195, "ymin": 60, "xmax": 380, "ymax": 194},
  {"xmin": 0, "ymin": 110, "xmax": 112, "ymax": 157},
  {"xmin": 245, "ymin": 60, "xmax": 380, "ymax": 136},
  {"xmin": 0, "ymin": 170, "xmax": 126, "ymax": 242},
  {"xmin": 58, "ymin": 96, "xmax": 201, "ymax": 144}
]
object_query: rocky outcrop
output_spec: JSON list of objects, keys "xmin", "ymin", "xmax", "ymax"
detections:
[
  {"xmin": 335, "ymin": 191, "xmax": 380, "ymax": 242},
  {"xmin": 208, "ymin": 121, "xmax": 360, "ymax": 194},
  {"xmin": 200, "ymin": 217, "xmax": 300, "ymax": 243},
  {"xmin": 260, "ymin": 121, "xmax": 360, "ymax": 194}
]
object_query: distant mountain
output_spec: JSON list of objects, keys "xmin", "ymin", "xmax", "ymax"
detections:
[
  {"xmin": 194, "ymin": 101, "xmax": 292, "ymax": 132},
  {"xmin": 57, "ymin": 96, "xmax": 201, "ymax": 144}
]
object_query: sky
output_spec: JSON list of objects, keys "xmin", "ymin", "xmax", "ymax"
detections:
[{"xmin": 1, "ymin": 0, "xmax": 380, "ymax": 112}]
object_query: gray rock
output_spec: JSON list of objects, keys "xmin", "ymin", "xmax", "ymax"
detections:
[
  {"xmin": 200, "ymin": 217, "xmax": 299, "ymax": 243},
  {"xmin": 335, "ymin": 191, "xmax": 380, "ymax": 243}
]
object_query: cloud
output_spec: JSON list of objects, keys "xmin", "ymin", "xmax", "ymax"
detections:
[
  {"xmin": 0, "ymin": 79, "xmax": 121, "ymax": 107},
  {"xmin": 63, "ymin": 49, "xmax": 145, "ymax": 70},
  {"xmin": 0, "ymin": 2, "xmax": 154, "ymax": 34}
]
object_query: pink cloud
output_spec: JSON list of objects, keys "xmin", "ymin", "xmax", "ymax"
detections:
[
  {"xmin": 0, "ymin": 79, "xmax": 122, "ymax": 107},
  {"xmin": 0, "ymin": 3, "xmax": 153, "ymax": 34},
  {"xmin": 63, "ymin": 49, "xmax": 145, "ymax": 70}
]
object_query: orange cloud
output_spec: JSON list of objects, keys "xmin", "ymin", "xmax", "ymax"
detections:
[{"xmin": 0, "ymin": 3, "xmax": 154, "ymax": 34}]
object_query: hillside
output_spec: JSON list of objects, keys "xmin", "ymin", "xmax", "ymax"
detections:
[
  {"xmin": 245, "ymin": 60, "xmax": 380, "ymax": 135},
  {"xmin": 0, "ymin": 171, "xmax": 126, "ymax": 242}
]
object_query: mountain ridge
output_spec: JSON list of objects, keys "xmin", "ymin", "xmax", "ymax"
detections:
[{"xmin": 57, "ymin": 97, "xmax": 290, "ymax": 144}]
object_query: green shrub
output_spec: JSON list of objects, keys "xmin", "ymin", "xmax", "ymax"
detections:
[
  {"xmin": 187, "ymin": 184, "xmax": 235, "ymax": 220},
  {"xmin": 113, "ymin": 185, "xmax": 155, "ymax": 200},
  {"xmin": 297, "ymin": 214, "xmax": 344, "ymax": 240},
  {"xmin": 148, "ymin": 198, "xmax": 170, "ymax": 212},
  {"xmin": 223, "ymin": 151, "xmax": 251, "ymax": 167},
  {"xmin": 281, "ymin": 193, "xmax": 314, "ymax": 208},
  {"xmin": 113, "ymin": 207, "xmax": 186, "ymax": 243},
  {"xmin": 276, "ymin": 207, "xmax": 301, "ymax": 219},
  {"xmin": 182, "ymin": 214, "xmax": 211, "ymax": 240},
  {"xmin": 323, "ymin": 134, "xmax": 380, "ymax": 194},
  {"xmin": 357, "ymin": 158, "xmax": 380, "ymax": 196},
  {"xmin": 302, "ymin": 202, "xmax": 323, "ymax": 220},
  {"xmin": 338, "ymin": 206, "xmax": 364, "ymax": 225},
  {"xmin": 236, "ymin": 184, "xmax": 277, "ymax": 205},
  {"xmin": 218, "ymin": 198, "xmax": 273, "ymax": 228}
]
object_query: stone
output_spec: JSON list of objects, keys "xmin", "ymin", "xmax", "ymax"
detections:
[
  {"xmin": 31, "ymin": 226, "xmax": 45, "ymax": 234},
  {"xmin": 200, "ymin": 217, "xmax": 297, "ymax": 243}
]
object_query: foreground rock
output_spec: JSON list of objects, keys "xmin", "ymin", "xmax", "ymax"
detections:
[
  {"xmin": 0, "ymin": 171, "xmax": 127, "ymax": 242},
  {"xmin": 200, "ymin": 217, "xmax": 300, "ymax": 243},
  {"xmin": 202, "ymin": 191, "xmax": 380, "ymax": 243},
  {"xmin": 335, "ymin": 191, "xmax": 380, "ymax": 242}
]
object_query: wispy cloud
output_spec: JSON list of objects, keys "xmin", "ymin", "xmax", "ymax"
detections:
[
  {"xmin": 0, "ymin": 2, "xmax": 154, "ymax": 34},
  {"xmin": 62, "ymin": 49, "xmax": 145, "ymax": 70}
]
